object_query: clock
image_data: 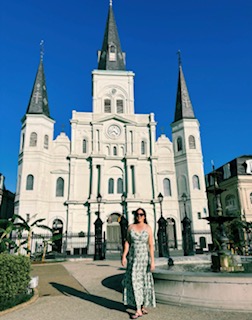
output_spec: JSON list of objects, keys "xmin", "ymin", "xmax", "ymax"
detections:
[{"xmin": 107, "ymin": 124, "xmax": 121, "ymax": 138}]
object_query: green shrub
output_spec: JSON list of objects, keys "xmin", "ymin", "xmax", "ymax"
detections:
[{"xmin": 0, "ymin": 253, "xmax": 31, "ymax": 311}]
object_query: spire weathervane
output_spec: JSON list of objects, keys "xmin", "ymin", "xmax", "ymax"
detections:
[
  {"xmin": 177, "ymin": 49, "xmax": 182, "ymax": 66},
  {"xmin": 40, "ymin": 40, "xmax": 44, "ymax": 61}
]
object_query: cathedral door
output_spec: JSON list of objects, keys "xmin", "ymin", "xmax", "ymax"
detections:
[{"xmin": 106, "ymin": 213, "xmax": 121, "ymax": 251}]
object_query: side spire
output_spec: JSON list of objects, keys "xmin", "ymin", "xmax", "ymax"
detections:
[
  {"xmin": 26, "ymin": 41, "xmax": 51, "ymax": 118},
  {"xmin": 174, "ymin": 51, "xmax": 195, "ymax": 122},
  {"xmin": 97, "ymin": 2, "xmax": 126, "ymax": 70}
]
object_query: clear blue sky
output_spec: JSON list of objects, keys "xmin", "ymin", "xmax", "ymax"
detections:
[{"xmin": 0, "ymin": 0, "xmax": 251, "ymax": 193}]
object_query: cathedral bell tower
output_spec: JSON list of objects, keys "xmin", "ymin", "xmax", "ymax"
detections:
[{"xmin": 171, "ymin": 53, "xmax": 211, "ymax": 247}]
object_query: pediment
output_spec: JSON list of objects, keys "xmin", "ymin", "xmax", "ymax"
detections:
[{"xmin": 92, "ymin": 114, "xmax": 136, "ymax": 125}]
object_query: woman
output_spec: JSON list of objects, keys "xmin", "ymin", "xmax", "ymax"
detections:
[{"xmin": 121, "ymin": 208, "xmax": 156, "ymax": 319}]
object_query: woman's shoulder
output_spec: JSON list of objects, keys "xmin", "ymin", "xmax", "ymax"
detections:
[{"xmin": 128, "ymin": 224, "xmax": 134, "ymax": 231}]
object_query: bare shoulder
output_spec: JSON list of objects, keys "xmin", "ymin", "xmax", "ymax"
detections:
[
  {"xmin": 128, "ymin": 224, "xmax": 134, "ymax": 231},
  {"xmin": 146, "ymin": 224, "xmax": 152, "ymax": 233}
]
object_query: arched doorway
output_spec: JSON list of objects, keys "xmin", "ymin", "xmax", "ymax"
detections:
[
  {"xmin": 52, "ymin": 219, "xmax": 63, "ymax": 253},
  {"xmin": 106, "ymin": 213, "xmax": 121, "ymax": 251},
  {"xmin": 167, "ymin": 218, "xmax": 177, "ymax": 249}
]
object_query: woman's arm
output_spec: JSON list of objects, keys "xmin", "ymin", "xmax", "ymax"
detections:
[
  {"xmin": 148, "ymin": 226, "xmax": 155, "ymax": 271},
  {"xmin": 121, "ymin": 226, "xmax": 131, "ymax": 267}
]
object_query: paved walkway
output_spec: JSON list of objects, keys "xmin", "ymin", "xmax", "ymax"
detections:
[{"xmin": 1, "ymin": 258, "xmax": 251, "ymax": 320}]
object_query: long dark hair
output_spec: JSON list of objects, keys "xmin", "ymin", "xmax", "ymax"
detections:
[{"xmin": 134, "ymin": 207, "xmax": 148, "ymax": 224}]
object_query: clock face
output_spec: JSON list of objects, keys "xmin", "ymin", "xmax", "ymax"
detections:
[{"xmin": 107, "ymin": 124, "xmax": 121, "ymax": 138}]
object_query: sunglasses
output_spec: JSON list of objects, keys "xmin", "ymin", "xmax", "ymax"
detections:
[{"xmin": 136, "ymin": 213, "xmax": 145, "ymax": 217}]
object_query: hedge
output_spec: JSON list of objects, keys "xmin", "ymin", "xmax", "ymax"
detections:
[{"xmin": 0, "ymin": 253, "xmax": 32, "ymax": 311}]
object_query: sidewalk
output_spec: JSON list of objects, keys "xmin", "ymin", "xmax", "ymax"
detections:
[{"xmin": 0, "ymin": 258, "xmax": 251, "ymax": 320}]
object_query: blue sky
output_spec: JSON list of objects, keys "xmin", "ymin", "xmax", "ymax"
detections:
[{"xmin": 0, "ymin": 0, "xmax": 251, "ymax": 193}]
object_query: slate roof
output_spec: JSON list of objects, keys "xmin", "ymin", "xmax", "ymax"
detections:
[
  {"xmin": 98, "ymin": 3, "xmax": 126, "ymax": 71},
  {"xmin": 26, "ymin": 59, "xmax": 50, "ymax": 118},
  {"xmin": 174, "ymin": 65, "xmax": 195, "ymax": 122}
]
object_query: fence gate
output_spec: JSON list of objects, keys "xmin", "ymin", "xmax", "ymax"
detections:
[{"xmin": 106, "ymin": 213, "xmax": 121, "ymax": 251}]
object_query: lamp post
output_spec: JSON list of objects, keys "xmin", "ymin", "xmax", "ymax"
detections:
[
  {"xmin": 120, "ymin": 192, "xmax": 128, "ymax": 251},
  {"xmin": 157, "ymin": 192, "xmax": 169, "ymax": 258},
  {"xmin": 94, "ymin": 193, "xmax": 104, "ymax": 260},
  {"xmin": 181, "ymin": 193, "xmax": 194, "ymax": 256}
]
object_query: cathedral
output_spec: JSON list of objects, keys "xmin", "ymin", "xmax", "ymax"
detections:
[{"xmin": 15, "ymin": 3, "xmax": 211, "ymax": 254}]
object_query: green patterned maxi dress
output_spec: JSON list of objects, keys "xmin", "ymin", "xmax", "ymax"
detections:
[{"xmin": 123, "ymin": 229, "xmax": 156, "ymax": 310}]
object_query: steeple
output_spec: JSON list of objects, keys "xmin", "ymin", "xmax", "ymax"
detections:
[
  {"xmin": 173, "ymin": 51, "xmax": 195, "ymax": 122},
  {"xmin": 26, "ymin": 41, "xmax": 51, "ymax": 118},
  {"xmin": 97, "ymin": 1, "xmax": 126, "ymax": 71}
]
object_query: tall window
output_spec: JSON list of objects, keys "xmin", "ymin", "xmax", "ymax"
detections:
[
  {"xmin": 116, "ymin": 100, "xmax": 124, "ymax": 113},
  {"xmin": 250, "ymin": 192, "xmax": 252, "ymax": 205},
  {"xmin": 109, "ymin": 45, "xmax": 116, "ymax": 61},
  {"xmin": 30, "ymin": 132, "xmax": 37, "ymax": 147},
  {"xmin": 189, "ymin": 135, "xmax": 196, "ymax": 149},
  {"xmin": 56, "ymin": 177, "xmax": 64, "ymax": 197},
  {"xmin": 177, "ymin": 137, "xmax": 182, "ymax": 152},
  {"xmin": 108, "ymin": 178, "xmax": 114, "ymax": 194},
  {"xmin": 26, "ymin": 175, "xmax": 34, "ymax": 190},
  {"xmin": 117, "ymin": 178, "xmax": 123, "ymax": 194},
  {"xmin": 104, "ymin": 99, "xmax": 111, "ymax": 113},
  {"xmin": 192, "ymin": 175, "xmax": 200, "ymax": 189},
  {"xmin": 113, "ymin": 146, "xmax": 117, "ymax": 156},
  {"xmin": 131, "ymin": 166, "xmax": 135, "ymax": 194},
  {"xmin": 83, "ymin": 139, "xmax": 87, "ymax": 153},
  {"xmin": 21, "ymin": 133, "xmax": 25, "ymax": 150},
  {"xmin": 141, "ymin": 141, "xmax": 146, "ymax": 155},
  {"xmin": 44, "ymin": 135, "xmax": 49, "ymax": 149},
  {"xmin": 225, "ymin": 194, "xmax": 237, "ymax": 213},
  {"xmin": 163, "ymin": 178, "xmax": 172, "ymax": 196}
]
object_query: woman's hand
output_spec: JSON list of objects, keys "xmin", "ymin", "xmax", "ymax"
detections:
[
  {"xmin": 150, "ymin": 261, "xmax": 155, "ymax": 272},
  {"xmin": 121, "ymin": 255, "xmax": 127, "ymax": 267}
]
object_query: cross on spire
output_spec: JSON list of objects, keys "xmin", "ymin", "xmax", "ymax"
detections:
[
  {"xmin": 40, "ymin": 40, "xmax": 44, "ymax": 61},
  {"xmin": 110, "ymin": 0, "xmax": 113, "ymax": 6},
  {"xmin": 177, "ymin": 50, "xmax": 182, "ymax": 66}
]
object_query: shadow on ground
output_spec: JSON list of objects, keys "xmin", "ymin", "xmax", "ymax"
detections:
[
  {"xmin": 101, "ymin": 274, "xmax": 124, "ymax": 293},
  {"xmin": 50, "ymin": 282, "xmax": 128, "ymax": 315}
]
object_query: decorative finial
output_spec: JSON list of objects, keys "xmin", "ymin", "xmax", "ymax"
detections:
[
  {"xmin": 110, "ymin": 0, "xmax": 113, "ymax": 6},
  {"xmin": 177, "ymin": 50, "xmax": 182, "ymax": 66},
  {"xmin": 40, "ymin": 40, "xmax": 44, "ymax": 61}
]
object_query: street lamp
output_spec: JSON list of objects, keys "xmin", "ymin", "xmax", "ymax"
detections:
[
  {"xmin": 181, "ymin": 193, "xmax": 194, "ymax": 256},
  {"xmin": 158, "ymin": 192, "xmax": 164, "ymax": 217},
  {"xmin": 97, "ymin": 193, "xmax": 102, "ymax": 217},
  {"xmin": 181, "ymin": 193, "xmax": 187, "ymax": 217},
  {"xmin": 94, "ymin": 193, "xmax": 104, "ymax": 260},
  {"xmin": 120, "ymin": 192, "xmax": 128, "ymax": 251}
]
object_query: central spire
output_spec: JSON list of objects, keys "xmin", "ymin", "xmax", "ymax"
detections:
[{"xmin": 97, "ymin": 3, "xmax": 126, "ymax": 71}]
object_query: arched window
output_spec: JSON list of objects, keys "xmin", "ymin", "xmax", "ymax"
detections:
[
  {"xmin": 108, "ymin": 178, "xmax": 114, "ymax": 194},
  {"xmin": 83, "ymin": 139, "xmax": 87, "ymax": 153},
  {"xmin": 116, "ymin": 100, "xmax": 124, "ymax": 113},
  {"xmin": 250, "ymin": 192, "xmax": 252, "ymax": 205},
  {"xmin": 21, "ymin": 133, "xmax": 25, "ymax": 150},
  {"xmin": 117, "ymin": 178, "xmax": 123, "ymax": 194},
  {"xmin": 56, "ymin": 177, "xmax": 64, "ymax": 197},
  {"xmin": 225, "ymin": 194, "xmax": 237, "ymax": 213},
  {"xmin": 44, "ymin": 135, "xmax": 49, "ymax": 149},
  {"xmin": 104, "ymin": 99, "xmax": 111, "ymax": 113},
  {"xmin": 141, "ymin": 141, "xmax": 146, "ymax": 155},
  {"xmin": 109, "ymin": 45, "xmax": 116, "ymax": 61},
  {"xmin": 189, "ymin": 135, "xmax": 196, "ymax": 149},
  {"xmin": 30, "ymin": 132, "xmax": 37, "ymax": 147},
  {"xmin": 163, "ymin": 178, "xmax": 171, "ymax": 196},
  {"xmin": 113, "ymin": 146, "xmax": 117, "ymax": 156},
  {"xmin": 192, "ymin": 175, "xmax": 200, "ymax": 189},
  {"xmin": 26, "ymin": 175, "xmax": 34, "ymax": 190},
  {"xmin": 177, "ymin": 137, "xmax": 182, "ymax": 152}
]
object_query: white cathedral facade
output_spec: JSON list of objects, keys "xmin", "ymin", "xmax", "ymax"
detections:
[{"xmin": 15, "ymin": 3, "xmax": 211, "ymax": 254}]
